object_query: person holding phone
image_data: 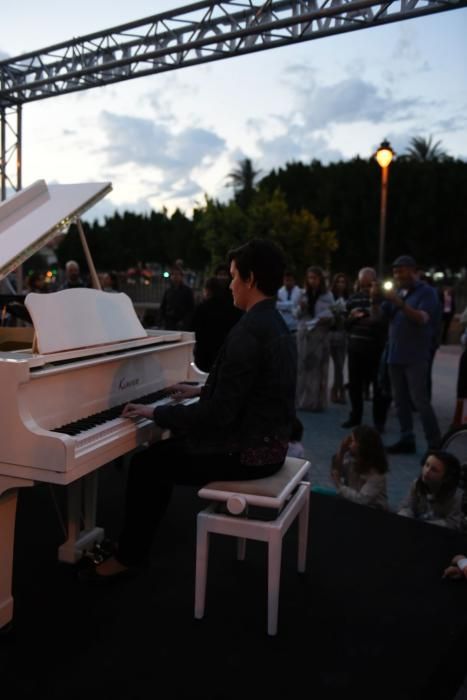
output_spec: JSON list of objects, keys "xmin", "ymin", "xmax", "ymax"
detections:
[{"xmin": 371, "ymin": 255, "xmax": 442, "ymax": 454}]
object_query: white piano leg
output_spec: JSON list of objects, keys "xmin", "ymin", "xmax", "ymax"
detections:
[
  {"xmin": 0, "ymin": 477, "xmax": 33, "ymax": 630},
  {"xmin": 0, "ymin": 490, "xmax": 18, "ymax": 629},
  {"xmin": 58, "ymin": 473, "xmax": 104, "ymax": 564}
]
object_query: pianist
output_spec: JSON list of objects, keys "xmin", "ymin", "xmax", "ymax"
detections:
[{"xmin": 82, "ymin": 238, "xmax": 297, "ymax": 582}]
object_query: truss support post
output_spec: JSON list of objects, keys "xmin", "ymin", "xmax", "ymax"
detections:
[
  {"xmin": 0, "ymin": 104, "xmax": 22, "ymax": 201},
  {"xmin": 1, "ymin": 108, "xmax": 5, "ymax": 202}
]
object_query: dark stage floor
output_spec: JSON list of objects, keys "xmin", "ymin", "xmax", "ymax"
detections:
[{"xmin": 2, "ymin": 461, "xmax": 467, "ymax": 700}]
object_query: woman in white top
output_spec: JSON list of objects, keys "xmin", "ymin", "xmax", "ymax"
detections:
[{"xmin": 296, "ymin": 266, "xmax": 334, "ymax": 412}]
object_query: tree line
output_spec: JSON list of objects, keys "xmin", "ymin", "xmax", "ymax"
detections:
[{"xmin": 55, "ymin": 137, "xmax": 467, "ymax": 283}]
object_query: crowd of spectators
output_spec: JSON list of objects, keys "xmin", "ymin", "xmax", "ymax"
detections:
[{"xmin": 272, "ymin": 255, "xmax": 467, "ymax": 553}]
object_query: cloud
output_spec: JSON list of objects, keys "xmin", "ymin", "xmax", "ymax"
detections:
[
  {"xmin": 167, "ymin": 178, "xmax": 203, "ymax": 198},
  {"xmin": 146, "ymin": 75, "xmax": 199, "ymax": 115},
  {"xmin": 172, "ymin": 127, "xmax": 224, "ymax": 166},
  {"xmin": 80, "ymin": 195, "xmax": 138, "ymax": 224},
  {"xmin": 298, "ymin": 77, "xmax": 421, "ymax": 129},
  {"xmin": 256, "ymin": 130, "xmax": 343, "ymax": 170},
  {"xmin": 434, "ymin": 115, "xmax": 467, "ymax": 133},
  {"xmin": 85, "ymin": 110, "xmax": 229, "ymax": 215},
  {"xmin": 99, "ymin": 112, "xmax": 171, "ymax": 167},
  {"xmin": 245, "ymin": 69, "xmax": 436, "ymax": 170},
  {"xmin": 99, "ymin": 111, "xmax": 225, "ymax": 187}
]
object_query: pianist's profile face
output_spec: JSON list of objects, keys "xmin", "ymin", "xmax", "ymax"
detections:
[
  {"xmin": 228, "ymin": 239, "xmax": 285, "ymax": 311},
  {"xmin": 229, "ymin": 261, "xmax": 251, "ymax": 311}
]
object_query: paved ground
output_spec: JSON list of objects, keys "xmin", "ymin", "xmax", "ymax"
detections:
[{"xmin": 299, "ymin": 344, "xmax": 462, "ymax": 510}]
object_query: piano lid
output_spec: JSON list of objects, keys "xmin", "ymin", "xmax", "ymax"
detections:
[{"xmin": 0, "ymin": 179, "xmax": 112, "ymax": 281}]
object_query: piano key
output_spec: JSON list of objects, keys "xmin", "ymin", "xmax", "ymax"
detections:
[
  {"xmin": 51, "ymin": 386, "xmax": 199, "ymax": 437},
  {"xmin": 56, "ymin": 394, "xmax": 199, "ymax": 451}
]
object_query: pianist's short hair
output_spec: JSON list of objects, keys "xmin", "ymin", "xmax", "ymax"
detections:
[{"xmin": 228, "ymin": 238, "xmax": 285, "ymax": 296}]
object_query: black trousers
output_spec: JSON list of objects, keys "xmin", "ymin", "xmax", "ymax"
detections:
[
  {"xmin": 116, "ymin": 437, "xmax": 283, "ymax": 566},
  {"xmin": 457, "ymin": 347, "xmax": 467, "ymax": 399},
  {"xmin": 347, "ymin": 348, "xmax": 391, "ymax": 429}
]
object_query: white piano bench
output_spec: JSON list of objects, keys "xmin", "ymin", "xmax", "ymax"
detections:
[{"xmin": 194, "ymin": 457, "xmax": 311, "ymax": 636}]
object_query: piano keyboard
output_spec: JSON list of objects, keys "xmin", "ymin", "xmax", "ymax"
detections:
[
  {"xmin": 52, "ymin": 386, "xmax": 199, "ymax": 439},
  {"xmin": 53, "ymin": 387, "xmax": 169, "ymax": 436}
]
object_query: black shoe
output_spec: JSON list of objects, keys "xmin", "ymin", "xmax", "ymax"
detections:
[
  {"xmin": 341, "ymin": 419, "xmax": 360, "ymax": 429},
  {"xmin": 0, "ymin": 621, "xmax": 14, "ymax": 640},
  {"xmin": 386, "ymin": 440, "xmax": 416, "ymax": 454},
  {"xmin": 82, "ymin": 538, "xmax": 117, "ymax": 566}
]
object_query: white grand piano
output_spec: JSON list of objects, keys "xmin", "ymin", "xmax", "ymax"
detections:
[{"xmin": 0, "ymin": 180, "xmax": 200, "ymax": 630}]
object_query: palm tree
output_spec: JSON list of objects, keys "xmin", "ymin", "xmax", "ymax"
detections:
[
  {"xmin": 227, "ymin": 157, "xmax": 261, "ymax": 210},
  {"xmin": 404, "ymin": 135, "xmax": 448, "ymax": 162}
]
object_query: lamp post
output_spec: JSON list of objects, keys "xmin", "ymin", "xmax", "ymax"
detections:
[{"xmin": 375, "ymin": 139, "xmax": 395, "ymax": 278}]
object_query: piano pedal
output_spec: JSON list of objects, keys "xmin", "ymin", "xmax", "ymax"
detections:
[{"xmin": 82, "ymin": 537, "xmax": 115, "ymax": 565}]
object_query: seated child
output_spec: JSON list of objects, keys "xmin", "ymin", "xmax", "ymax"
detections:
[
  {"xmin": 330, "ymin": 424, "xmax": 388, "ymax": 509},
  {"xmin": 443, "ymin": 554, "xmax": 467, "ymax": 580},
  {"xmin": 398, "ymin": 450, "xmax": 462, "ymax": 529},
  {"xmin": 287, "ymin": 416, "xmax": 305, "ymax": 459}
]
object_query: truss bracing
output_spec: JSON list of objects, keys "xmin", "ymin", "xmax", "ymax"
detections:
[{"xmin": 1, "ymin": 0, "xmax": 466, "ymax": 196}]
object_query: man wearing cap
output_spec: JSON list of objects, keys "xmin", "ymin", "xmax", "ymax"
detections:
[{"xmin": 371, "ymin": 255, "xmax": 442, "ymax": 453}]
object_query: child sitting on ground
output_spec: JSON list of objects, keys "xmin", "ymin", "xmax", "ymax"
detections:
[
  {"xmin": 330, "ymin": 424, "xmax": 388, "ymax": 509},
  {"xmin": 443, "ymin": 554, "xmax": 467, "ymax": 580},
  {"xmin": 398, "ymin": 450, "xmax": 462, "ymax": 529},
  {"xmin": 287, "ymin": 415, "xmax": 305, "ymax": 459}
]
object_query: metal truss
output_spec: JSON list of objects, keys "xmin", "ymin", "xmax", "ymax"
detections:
[
  {"xmin": 0, "ymin": 105, "xmax": 21, "ymax": 198},
  {"xmin": 1, "ymin": 0, "xmax": 466, "ymax": 194},
  {"xmin": 1, "ymin": 0, "xmax": 466, "ymax": 106}
]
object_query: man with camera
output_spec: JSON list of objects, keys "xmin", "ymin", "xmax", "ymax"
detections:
[{"xmin": 371, "ymin": 255, "xmax": 441, "ymax": 454}]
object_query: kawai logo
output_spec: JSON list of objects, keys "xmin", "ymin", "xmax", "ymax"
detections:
[{"xmin": 119, "ymin": 377, "xmax": 140, "ymax": 390}]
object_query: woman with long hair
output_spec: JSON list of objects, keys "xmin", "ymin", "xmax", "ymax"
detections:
[
  {"xmin": 329, "ymin": 272, "xmax": 351, "ymax": 404},
  {"xmin": 330, "ymin": 424, "xmax": 388, "ymax": 509},
  {"xmin": 296, "ymin": 266, "xmax": 334, "ymax": 412}
]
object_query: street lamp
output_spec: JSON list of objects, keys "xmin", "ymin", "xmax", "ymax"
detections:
[{"xmin": 375, "ymin": 139, "xmax": 395, "ymax": 277}]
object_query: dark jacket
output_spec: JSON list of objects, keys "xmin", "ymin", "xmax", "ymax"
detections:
[
  {"xmin": 159, "ymin": 283, "xmax": 195, "ymax": 330},
  {"xmin": 346, "ymin": 290, "xmax": 387, "ymax": 354},
  {"xmin": 153, "ymin": 298, "xmax": 297, "ymax": 459}
]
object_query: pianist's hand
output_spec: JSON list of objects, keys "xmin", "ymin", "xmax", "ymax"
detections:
[
  {"xmin": 169, "ymin": 382, "xmax": 202, "ymax": 402},
  {"xmin": 121, "ymin": 403, "xmax": 154, "ymax": 420}
]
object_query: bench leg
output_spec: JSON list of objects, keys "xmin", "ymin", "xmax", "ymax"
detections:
[
  {"xmin": 235, "ymin": 508, "xmax": 248, "ymax": 560},
  {"xmin": 297, "ymin": 488, "xmax": 310, "ymax": 573},
  {"xmin": 236, "ymin": 537, "xmax": 247, "ymax": 560},
  {"xmin": 194, "ymin": 513, "xmax": 210, "ymax": 620},
  {"xmin": 267, "ymin": 530, "xmax": 283, "ymax": 636}
]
